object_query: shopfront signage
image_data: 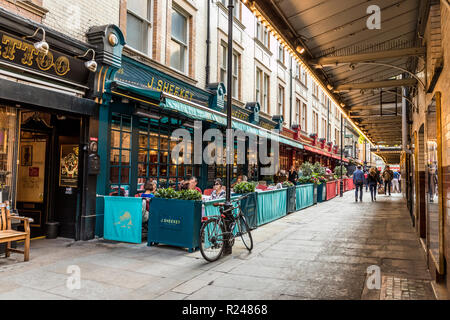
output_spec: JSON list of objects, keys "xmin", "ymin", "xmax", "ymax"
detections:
[
  {"xmin": 115, "ymin": 57, "xmax": 211, "ymax": 105},
  {"xmin": 0, "ymin": 31, "xmax": 90, "ymax": 85}
]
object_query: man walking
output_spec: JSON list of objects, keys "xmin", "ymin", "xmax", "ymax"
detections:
[
  {"xmin": 353, "ymin": 165, "xmax": 365, "ymax": 202},
  {"xmin": 392, "ymin": 170, "xmax": 400, "ymax": 193},
  {"xmin": 382, "ymin": 166, "xmax": 394, "ymax": 196}
]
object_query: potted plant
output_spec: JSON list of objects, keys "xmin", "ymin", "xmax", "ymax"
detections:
[{"xmin": 147, "ymin": 188, "xmax": 203, "ymax": 252}]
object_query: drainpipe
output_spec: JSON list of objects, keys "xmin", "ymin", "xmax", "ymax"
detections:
[
  {"xmin": 205, "ymin": 0, "xmax": 211, "ymax": 87},
  {"xmin": 289, "ymin": 57, "xmax": 293, "ymax": 128}
]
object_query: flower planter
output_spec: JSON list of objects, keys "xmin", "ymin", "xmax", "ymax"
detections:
[
  {"xmin": 103, "ymin": 196, "xmax": 143, "ymax": 244},
  {"xmin": 295, "ymin": 184, "xmax": 314, "ymax": 211},
  {"xmin": 257, "ymin": 189, "xmax": 287, "ymax": 226},
  {"xmin": 316, "ymin": 183, "xmax": 327, "ymax": 203},
  {"xmin": 147, "ymin": 198, "xmax": 202, "ymax": 252},
  {"xmin": 286, "ymin": 186, "xmax": 297, "ymax": 214},
  {"xmin": 326, "ymin": 180, "xmax": 338, "ymax": 200}
]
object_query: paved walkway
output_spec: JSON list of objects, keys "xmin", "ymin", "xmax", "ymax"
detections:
[{"xmin": 0, "ymin": 190, "xmax": 435, "ymax": 300}]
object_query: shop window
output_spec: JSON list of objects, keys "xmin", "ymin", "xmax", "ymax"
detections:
[
  {"xmin": 0, "ymin": 106, "xmax": 18, "ymax": 203},
  {"xmin": 110, "ymin": 113, "xmax": 132, "ymax": 196},
  {"xmin": 137, "ymin": 115, "xmax": 196, "ymax": 191},
  {"xmin": 127, "ymin": 0, "xmax": 152, "ymax": 55}
]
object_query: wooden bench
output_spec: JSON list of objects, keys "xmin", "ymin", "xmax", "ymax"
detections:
[{"xmin": 0, "ymin": 202, "xmax": 31, "ymax": 261}]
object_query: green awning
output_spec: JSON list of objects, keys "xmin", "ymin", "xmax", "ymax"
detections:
[
  {"xmin": 110, "ymin": 81, "xmax": 162, "ymax": 102},
  {"xmin": 162, "ymin": 98, "xmax": 303, "ymax": 150}
]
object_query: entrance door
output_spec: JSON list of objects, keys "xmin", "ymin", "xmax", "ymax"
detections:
[
  {"xmin": 17, "ymin": 128, "xmax": 50, "ymax": 238},
  {"xmin": 16, "ymin": 111, "xmax": 82, "ymax": 239}
]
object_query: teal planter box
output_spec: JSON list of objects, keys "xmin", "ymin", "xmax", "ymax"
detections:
[
  {"xmin": 257, "ymin": 189, "xmax": 287, "ymax": 226},
  {"xmin": 296, "ymin": 184, "xmax": 314, "ymax": 211},
  {"xmin": 317, "ymin": 183, "xmax": 327, "ymax": 203},
  {"xmin": 147, "ymin": 198, "xmax": 202, "ymax": 252},
  {"xmin": 103, "ymin": 196, "xmax": 142, "ymax": 244},
  {"xmin": 313, "ymin": 184, "xmax": 318, "ymax": 204},
  {"xmin": 286, "ymin": 187, "xmax": 297, "ymax": 214},
  {"xmin": 240, "ymin": 192, "xmax": 258, "ymax": 229}
]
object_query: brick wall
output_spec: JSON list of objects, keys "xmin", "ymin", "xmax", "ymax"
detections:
[
  {"xmin": 42, "ymin": 0, "xmax": 120, "ymax": 42},
  {"xmin": 0, "ymin": 0, "xmax": 45, "ymax": 22}
]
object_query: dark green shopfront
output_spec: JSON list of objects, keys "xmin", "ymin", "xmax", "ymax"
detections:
[{"xmin": 93, "ymin": 53, "xmax": 304, "ymax": 237}]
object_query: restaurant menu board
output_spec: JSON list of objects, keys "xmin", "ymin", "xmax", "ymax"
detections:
[{"xmin": 59, "ymin": 144, "xmax": 79, "ymax": 188}]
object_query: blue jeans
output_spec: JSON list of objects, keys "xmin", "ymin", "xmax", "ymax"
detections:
[{"xmin": 355, "ymin": 183, "xmax": 363, "ymax": 201}]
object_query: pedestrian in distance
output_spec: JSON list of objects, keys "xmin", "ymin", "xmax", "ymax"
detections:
[
  {"xmin": 364, "ymin": 170, "xmax": 369, "ymax": 192},
  {"xmin": 353, "ymin": 165, "xmax": 365, "ymax": 202},
  {"xmin": 288, "ymin": 165, "xmax": 298, "ymax": 184},
  {"xmin": 382, "ymin": 166, "xmax": 394, "ymax": 196},
  {"xmin": 392, "ymin": 170, "xmax": 400, "ymax": 193},
  {"xmin": 368, "ymin": 167, "xmax": 379, "ymax": 202}
]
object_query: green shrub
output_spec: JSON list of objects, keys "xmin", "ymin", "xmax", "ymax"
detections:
[
  {"xmin": 334, "ymin": 166, "xmax": 347, "ymax": 177},
  {"xmin": 233, "ymin": 181, "xmax": 256, "ymax": 194},
  {"xmin": 154, "ymin": 188, "xmax": 202, "ymax": 201},
  {"xmin": 298, "ymin": 176, "xmax": 312, "ymax": 184},
  {"xmin": 154, "ymin": 188, "xmax": 179, "ymax": 199},
  {"xmin": 282, "ymin": 181, "xmax": 294, "ymax": 188},
  {"xmin": 178, "ymin": 189, "xmax": 202, "ymax": 201},
  {"xmin": 300, "ymin": 162, "xmax": 314, "ymax": 177}
]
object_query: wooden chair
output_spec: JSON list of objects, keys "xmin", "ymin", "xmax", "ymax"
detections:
[{"xmin": 0, "ymin": 202, "xmax": 31, "ymax": 261}]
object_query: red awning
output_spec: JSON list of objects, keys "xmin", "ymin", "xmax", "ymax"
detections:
[{"xmin": 304, "ymin": 145, "xmax": 349, "ymax": 163}]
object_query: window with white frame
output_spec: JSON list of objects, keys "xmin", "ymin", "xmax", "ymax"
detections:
[
  {"xmin": 256, "ymin": 21, "xmax": 269, "ymax": 47},
  {"xmin": 256, "ymin": 68, "xmax": 269, "ymax": 113},
  {"xmin": 126, "ymin": 0, "xmax": 152, "ymax": 55},
  {"xmin": 263, "ymin": 74, "xmax": 269, "ymax": 113},
  {"xmin": 220, "ymin": 43, "xmax": 240, "ymax": 99},
  {"xmin": 312, "ymin": 111, "xmax": 318, "ymax": 135},
  {"xmin": 256, "ymin": 67, "xmax": 261, "ymax": 104},
  {"xmin": 301, "ymin": 67, "xmax": 307, "ymax": 86},
  {"xmin": 278, "ymin": 85, "xmax": 285, "ymax": 119},
  {"xmin": 321, "ymin": 118, "xmax": 327, "ymax": 139},
  {"xmin": 295, "ymin": 64, "xmax": 300, "ymax": 79},
  {"xmin": 295, "ymin": 99, "xmax": 300, "ymax": 125},
  {"xmin": 170, "ymin": 7, "xmax": 188, "ymax": 73},
  {"xmin": 301, "ymin": 103, "xmax": 307, "ymax": 131},
  {"xmin": 335, "ymin": 128, "xmax": 340, "ymax": 146},
  {"xmin": 220, "ymin": 0, "xmax": 240, "ymax": 20},
  {"xmin": 278, "ymin": 45, "xmax": 284, "ymax": 64}
]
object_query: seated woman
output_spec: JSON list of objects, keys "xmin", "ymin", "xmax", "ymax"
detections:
[
  {"xmin": 140, "ymin": 181, "xmax": 155, "ymax": 228},
  {"xmin": 210, "ymin": 178, "xmax": 226, "ymax": 200},
  {"xmin": 141, "ymin": 181, "xmax": 156, "ymax": 198}
]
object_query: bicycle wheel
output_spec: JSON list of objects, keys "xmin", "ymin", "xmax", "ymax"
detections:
[
  {"xmin": 236, "ymin": 215, "xmax": 253, "ymax": 252},
  {"xmin": 199, "ymin": 218, "xmax": 225, "ymax": 262}
]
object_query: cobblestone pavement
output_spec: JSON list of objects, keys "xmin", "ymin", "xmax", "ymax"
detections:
[{"xmin": 0, "ymin": 190, "xmax": 435, "ymax": 300}]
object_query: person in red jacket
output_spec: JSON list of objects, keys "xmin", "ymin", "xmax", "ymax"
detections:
[{"xmin": 186, "ymin": 176, "xmax": 202, "ymax": 194}]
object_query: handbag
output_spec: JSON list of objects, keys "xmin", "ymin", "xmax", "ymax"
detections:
[{"xmin": 378, "ymin": 185, "xmax": 385, "ymax": 195}]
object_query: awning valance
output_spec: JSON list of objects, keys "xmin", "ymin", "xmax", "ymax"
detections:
[{"xmin": 162, "ymin": 94, "xmax": 303, "ymax": 150}]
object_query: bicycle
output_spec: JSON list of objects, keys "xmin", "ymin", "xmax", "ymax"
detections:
[{"xmin": 199, "ymin": 194, "xmax": 253, "ymax": 262}]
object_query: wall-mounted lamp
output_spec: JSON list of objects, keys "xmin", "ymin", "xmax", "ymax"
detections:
[
  {"xmin": 326, "ymin": 84, "xmax": 333, "ymax": 90},
  {"xmin": 76, "ymin": 48, "xmax": 97, "ymax": 72},
  {"xmin": 296, "ymin": 45, "xmax": 305, "ymax": 54},
  {"xmin": 24, "ymin": 27, "xmax": 49, "ymax": 56}
]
